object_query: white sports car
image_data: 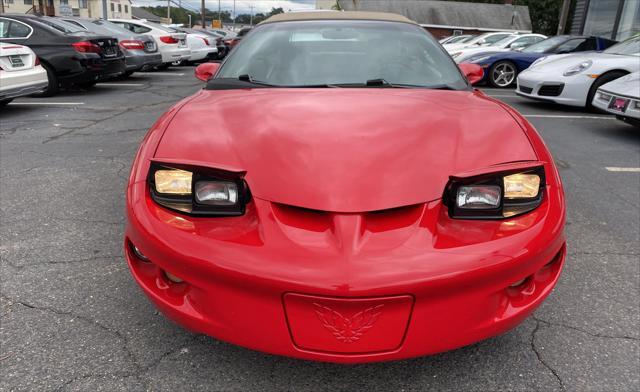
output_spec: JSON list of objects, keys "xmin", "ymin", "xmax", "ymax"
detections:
[
  {"xmin": 443, "ymin": 31, "xmax": 514, "ymax": 53},
  {"xmin": 516, "ymin": 36, "xmax": 640, "ymax": 108},
  {"xmin": 451, "ymin": 34, "xmax": 547, "ymax": 63},
  {"xmin": 0, "ymin": 43, "xmax": 48, "ymax": 106},
  {"xmin": 592, "ymin": 72, "xmax": 640, "ymax": 127}
]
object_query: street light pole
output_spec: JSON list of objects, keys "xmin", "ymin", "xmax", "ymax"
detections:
[
  {"xmin": 250, "ymin": 4, "xmax": 254, "ymax": 26},
  {"xmin": 233, "ymin": 0, "xmax": 236, "ymax": 29},
  {"xmin": 188, "ymin": 14, "xmax": 192, "ymax": 28},
  {"xmin": 102, "ymin": 0, "xmax": 108, "ymax": 19},
  {"xmin": 167, "ymin": 0, "xmax": 170, "ymax": 20},
  {"xmin": 201, "ymin": 0, "xmax": 205, "ymax": 28}
]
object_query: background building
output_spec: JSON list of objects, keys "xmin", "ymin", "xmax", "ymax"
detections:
[
  {"xmin": 569, "ymin": 0, "xmax": 639, "ymax": 40},
  {"xmin": 316, "ymin": 0, "xmax": 532, "ymax": 38},
  {"xmin": 1, "ymin": 0, "xmax": 132, "ymax": 19}
]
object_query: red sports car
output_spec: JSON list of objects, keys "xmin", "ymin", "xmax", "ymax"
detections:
[{"xmin": 125, "ymin": 11, "xmax": 566, "ymax": 363}]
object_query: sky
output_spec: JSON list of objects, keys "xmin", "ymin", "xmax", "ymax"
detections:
[{"xmin": 131, "ymin": 0, "xmax": 317, "ymax": 15}]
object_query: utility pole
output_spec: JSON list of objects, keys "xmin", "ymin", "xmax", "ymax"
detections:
[
  {"xmin": 1, "ymin": 0, "xmax": 5, "ymax": 15},
  {"xmin": 557, "ymin": 0, "xmax": 572, "ymax": 35},
  {"xmin": 201, "ymin": 0, "xmax": 205, "ymax": 28},
  {"xmin": 249, "ymin": 4, "xmax": 255, "ymax": 26},
  {"xmin": 188, "ymin": 14, "xmax": 192, "ymax": 28},
  {"xmin": 167, "ymin": 0, "xmax": 170, "ymax": 21},
  {"xmin": 218, "ymin": 0, "xmax": 221, "ymax": 23},
  {"xmin": 233, "ymin": 0, "xmax": 237, "ymax": 29},
  {"xmin": 102, "ymin": 0, "xmax": 108, "ymax": 19}
]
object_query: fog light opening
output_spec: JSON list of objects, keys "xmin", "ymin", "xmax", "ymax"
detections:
[
  {"xmin": 509, "ymin": 278, "xmax": 527, "ymax": 288},
  {"xmin": 130, "ymin": 242, "xmax": 150, "ymax": 262},
  {"xmin": 164, "ymin": 270, "xmax": 184, "ymax": 283}
]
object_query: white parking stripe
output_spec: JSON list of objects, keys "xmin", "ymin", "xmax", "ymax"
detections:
[
  {"xmin": 486, "ymin": 94, "xmax": 519, "ymax": 97},
  {"xmin": 8, "ymin": 102, "xmax": 85, "ymax": 106},
  {"xmin": 524, "ymin": 114, "xmax": 615, "ymax": 120},
  {"xmin": 605, "ymin": 167, "xmax": 640, "ymax": 172},
  {"xmin": 140, "ymin": 72, "xmax": 185, "ymax": 76},
  {"xmin": 98, "ymin": 83, "xmax": 145, "ymax": 87}
]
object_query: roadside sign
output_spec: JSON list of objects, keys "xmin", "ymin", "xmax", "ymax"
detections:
[{"xmin": 212, "ymin": 19, "xmax": 222, "ymax": 28}]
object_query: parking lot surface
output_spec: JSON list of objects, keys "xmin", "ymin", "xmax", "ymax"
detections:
[{"xmin": 1, "ymin": 68, "xmax": 638, "ymax": 391}]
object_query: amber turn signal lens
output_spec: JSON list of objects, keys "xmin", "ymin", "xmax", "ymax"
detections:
[
  {"xmin": 154, "ymin": 169, "xmax": 192, "ymax": 195},
  {"xmin": 504, "ymin": 173, "xmax": 540, "ymax": 198}
]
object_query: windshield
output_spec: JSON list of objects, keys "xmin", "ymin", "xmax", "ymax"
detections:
[
  {"xmin": 492, "ymin": 35, "xmax": 519, "ymax": 47},
  {"xmin": 91, "ymin": 20, "xmax": 135, "ymax": 36},
  {"xmin": 217, "ymin": 20, "xmax": 467, "ymax": 89},
  {"xmin": 604, "ymin": 36, "xmax": 640, "ymax": 55},
  {"xmin": 145, "ymin": 21, "xmax": 177, "ymax": 33},
  {"xmin": 523, "ymin": 36, "xmax": 567, "ymax": 53},
  {"xmin": 37, "ymin": 17, "xmax": 87, "ymax": 33}
]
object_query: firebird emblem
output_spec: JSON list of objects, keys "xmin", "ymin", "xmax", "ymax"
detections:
[{"xmin": 313, "ymin": 303, "xmax": 384, "ymax": 343}]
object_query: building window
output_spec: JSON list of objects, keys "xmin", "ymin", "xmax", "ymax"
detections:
[
  {"xmin": 582, "ymin": 0, "xmax": 622, "ymax": 39},
  {"xmin": 23, "ymin": 0, "xmax": 33, "ymax": 5},
  {"xmin": 616, "ymin": 0, "xmax": 640, "ymax": 40},
  {"xmin": 79, "ymin": 0, "xmax": 87, "ymax": 8},
  {"xmin": 110, "ymin": 3, "xmax": 114, "ymax": 12},
  {"xmin": 118, "ymin": 4, "xmax": 122, "ymax": 12},
  {"xmin": 125, "ymin": 5, "xmax": 129, "ymax": 13},
  {"xmin": 6, "ymin": 0, "xmax": 14, "ymax": 4},
  {"xmin": 60, "ymin": 0, "xmax": 68, "ymax": 4}
]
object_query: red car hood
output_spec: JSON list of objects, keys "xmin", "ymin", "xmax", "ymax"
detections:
[{"xmin": 155, "ymin": 88, "xmax": 536, "ymax": 212}]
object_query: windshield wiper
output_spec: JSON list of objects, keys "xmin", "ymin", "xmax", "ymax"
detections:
[{"xmin": 237, "ymin": 74, "xmax": 276, "ymax": 87}]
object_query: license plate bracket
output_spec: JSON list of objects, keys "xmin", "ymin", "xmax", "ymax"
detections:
[{"xmin": 9, "ymin": 55, "xmax": 24, "ymax": 67}]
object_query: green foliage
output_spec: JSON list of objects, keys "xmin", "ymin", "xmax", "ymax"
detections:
[{"xmin": 140, "ymin": 6, "xmax": 285, "ymax": 27}]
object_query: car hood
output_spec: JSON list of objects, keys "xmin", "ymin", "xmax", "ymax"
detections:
[
  {"xmin": 529, "ymin": 52, "xmax": 635, "ymax": 71},
  {"xmin": 599, "ymin": 71, "xmax": 640, "ymax": 98},
  {"xmin": 155, "ymin": 89, "xmax": 536, "ymax": 212}
]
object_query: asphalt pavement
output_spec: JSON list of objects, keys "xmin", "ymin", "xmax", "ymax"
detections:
[{"xmin": 1, "ymin": 68, "xmax": 638, "ymax": 391}]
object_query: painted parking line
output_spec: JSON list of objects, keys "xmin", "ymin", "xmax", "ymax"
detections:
[
  {"xmin": 605, "ymin": 167, "xmax": 640, "ymax": 172},
  {"xmin": 97, "ymin": 83, "xmax": 145, "ymax": 87},
  {"xmin": 486, "ymin": 94, "xmax": 519, "ymax": 97},
  {"xmin": 8, "ymin": 102, "xmax": 85, "ymax": 106},
  {"xmin": 139, "ymin": 72, "xmax": 185, "ymax": 76},
  {"xmin": 523, "ymin": 114, "xmax": 615, "ymax": 120}
]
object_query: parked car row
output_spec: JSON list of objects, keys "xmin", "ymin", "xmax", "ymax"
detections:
[{"xmin": 0, "ymin": 14, "xmax": 234, "ymax": 101}]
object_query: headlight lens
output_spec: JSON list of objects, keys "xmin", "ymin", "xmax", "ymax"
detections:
[
  {"xmin": 446, "ymin": 165, "xmax": 545, "ymax": 219},
  {"xmin": 195, "ymin": 181, "xmax": 238, "ymax": 206},
  {"xmin": 154, "ymin": 169, "xmax": 192, "ymax": 195},
  {"xmin": 149, "ymin": 163, "xmax": 248, "ymax": 216},
  {"xmin": 457, "ymin": 185, "xmax": 501, "ymax": 209},
  {"xmin": 504, "ymin": 173, "xmax": 540, "ymax": 198},
  {"xmin": 563, "ymin": 60, "xmax": 592, "ymax": 76}
]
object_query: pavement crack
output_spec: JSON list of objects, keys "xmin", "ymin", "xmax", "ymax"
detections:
[
  {"xmin": 531, "ymin": 319, "xmax": 566, "ymax": 391},
  {"xmin": 534, "ymin": 315, "xmax": 639, "ymax": 341}
]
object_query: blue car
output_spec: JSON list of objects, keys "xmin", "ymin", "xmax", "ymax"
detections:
[{"xmin": 463, "ymin": 35, "xmax": 617, "ymax": 88}]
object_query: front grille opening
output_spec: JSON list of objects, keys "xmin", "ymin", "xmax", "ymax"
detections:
[{"xmin": 538, "ymin": 84, "xmax": 564, "ymax": 97}]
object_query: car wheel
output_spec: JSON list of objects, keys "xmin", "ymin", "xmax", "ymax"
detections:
[
  {"xmin": 586, "ymin": 71, "xmax": 628, "ymax": 111},
  {"xmin": 0, "ymin": 98, "xmax": 13, "ymax": 107},
  {"xmin": 32, "ymin": 63, "xmax": 59, "ymax": 97},
  {"xmin": 489, "ymin": 61, "xmax": 517, "ymax": 88}
]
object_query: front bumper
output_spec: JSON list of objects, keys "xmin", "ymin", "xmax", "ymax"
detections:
[
  {"xmin": 516, "ymin": 71, "xmax": 593, "ymax": 107},
  {"xmin": 125, "ymin": 180, "xmax": 566, "ymax": 363},
  {"xmin": 592, "ymin": 89, "xmax": 640, "ymax": 126}
]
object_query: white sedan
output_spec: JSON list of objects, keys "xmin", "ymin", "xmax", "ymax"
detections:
[
  {"xmin": 516, "ymin": 36, "xmax": 640, "ymax": 108},
  {"xmin": 451, "ymin": 34, "xmax": 547, "ymax": 63},
  {"xmin": 0, "ymin": 43, "xmax": 48, "ymax": 106},
  {"xmin": 443, "ymin": 31, "xmax": 514, "ymax": 53},
  {"xmin": 592, "ymin": 72, "xmax": 640, "ymax": 126}
]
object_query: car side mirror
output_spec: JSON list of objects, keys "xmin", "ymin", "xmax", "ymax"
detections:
[
  {"xmin": 458, "ymin": 63, "xmax": 484, "ymax": 85},
  {"xmin": 195, "ymin": 62, "xmax": 220, "ymax": 82}
]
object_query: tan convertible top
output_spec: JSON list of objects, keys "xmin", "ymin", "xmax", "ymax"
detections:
[{"xmin": 259, "ymin": 11, "xmax": 417, "ymax": 25}]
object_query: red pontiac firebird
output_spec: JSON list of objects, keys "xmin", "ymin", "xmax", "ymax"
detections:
[{"xmin": 125, "ymin": 11, "xmax": 566, "ymax": 363}]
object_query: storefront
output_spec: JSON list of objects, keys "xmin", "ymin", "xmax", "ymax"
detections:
[{"xmin": 570, "ymin": 0, "xmax": 640, "ymax": 40}]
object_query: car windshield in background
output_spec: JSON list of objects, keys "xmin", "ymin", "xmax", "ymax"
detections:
[
  {"xmin": 37, "ymin": 17, "xmax": 87, "ymax": 34},
  {"xmin": 145, "ymin": 21, "xmax": 177, "ymax": 33},
  {"xmin": 217, "ymin": 20, "xmax": 467, "ymax": 89},
  {"xmin": 91, "ymin": 20, "xmax": 136, "ymax": 36},
  {"xmin": 522, "ymin": 36, "xmax": 567, "ymax": 53},
  {"xmin": 604, "ymin": 36, "xmax": 640, "ymax": 55}
]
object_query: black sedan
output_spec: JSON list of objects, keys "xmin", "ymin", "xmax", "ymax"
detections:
[{"xmin": 0, "ymin": 14, "xmax": 126, "ymax": 96}]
